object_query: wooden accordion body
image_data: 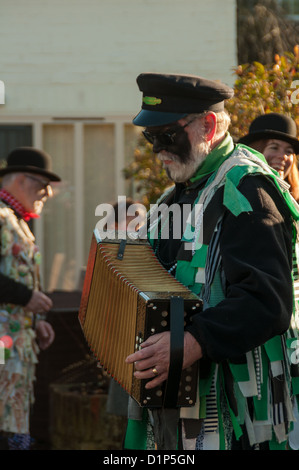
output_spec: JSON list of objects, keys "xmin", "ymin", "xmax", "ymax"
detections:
[{"xmin": 79, "ymin": 231, "xmax": 202, "ymax": 408}]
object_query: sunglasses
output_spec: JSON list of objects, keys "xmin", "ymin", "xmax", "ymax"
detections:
[{"xmin": 142, "ymin": 118, "xmax": 197, "ymax": 147}]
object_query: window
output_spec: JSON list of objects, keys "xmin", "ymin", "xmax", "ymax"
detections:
[
  {"xmin": 42, "ymin": 124, "xmax": 76, "ymax": 291},
  {"xmin": 0, "ymin": 125, "xmax": 32, "ymax": 154},
  {"xmin": 83, "ymin": 124, "xmax": 116, "ymax": 263},
  {"xmin": 41, "ymin": 120, "xmax": 140, "ymax": 291}
]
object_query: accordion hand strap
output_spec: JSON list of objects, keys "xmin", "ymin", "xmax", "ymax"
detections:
[{"xmin": 163, "ymin": 296, "xmax": 184, "ymax": 408}]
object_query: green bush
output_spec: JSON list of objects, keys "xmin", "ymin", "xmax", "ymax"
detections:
[{"xmin": 227, "ymin": 45, "xmax": 299, "ymax": 141}]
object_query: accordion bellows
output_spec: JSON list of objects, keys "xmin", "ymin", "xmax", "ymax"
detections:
[{"xmin": 79, "ymin": 232, "xmax": 202, "ymax": 407}]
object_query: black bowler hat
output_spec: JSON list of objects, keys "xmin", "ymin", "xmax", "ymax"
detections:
[
  {"xmin": 133, "ymin": 72, "xmax": 234, "ymax": 127},
  {"xmin": 0, "ymin": 147, "xmax": 61, "ymax": 181},
  {"xmin": 239, "ymin": 113, "xmax": 299, "ymax": 154}
]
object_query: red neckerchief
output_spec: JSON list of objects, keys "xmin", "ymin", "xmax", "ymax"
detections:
[{"xmin": 0, "ymin": 188, "xmax": 40, "ymax": 222}]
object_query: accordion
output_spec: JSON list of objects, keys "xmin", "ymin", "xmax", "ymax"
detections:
[{"xmin": 79, "ymin": 230, "xmax": 202, "ymax": 408}]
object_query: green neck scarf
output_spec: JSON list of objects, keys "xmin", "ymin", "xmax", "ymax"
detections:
[{"xmin": 190, "ymin": 133, "xmax": 235, "ymax": 183}]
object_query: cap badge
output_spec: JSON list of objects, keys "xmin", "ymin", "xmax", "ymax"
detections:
[{"xmin": 143, "ymin": 96, "xmax": 162, "ymax": 106}]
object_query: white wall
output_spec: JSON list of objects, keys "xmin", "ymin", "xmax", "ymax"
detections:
[{"xmin": 0, "ymin": 0, "xmax": 237, "ymax": 118}]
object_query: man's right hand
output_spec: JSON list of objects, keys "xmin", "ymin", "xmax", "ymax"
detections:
[{"xmin": 24, "ymin": 291, "xmax": 53, "ymax": 314}]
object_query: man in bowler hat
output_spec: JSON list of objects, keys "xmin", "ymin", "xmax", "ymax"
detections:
[
  {"xmin": 125, "ymin": 73, "xmax": 299, "ymax": 450},
  {"xmin": 0, "ymin": 147, "xmax": 60, "ymax": 449}
]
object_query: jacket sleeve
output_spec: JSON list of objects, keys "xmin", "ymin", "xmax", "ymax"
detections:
[
  {"xmin": 186, "ymin": 175, "xmax": 293, "ymax": 363},
  {"xmin": 0, "ymin": 271, "xmax": 33, "ymax": 305},
  {"xmin": 0, "ymin": 222, "xmax": 33, "ymax": 306}
]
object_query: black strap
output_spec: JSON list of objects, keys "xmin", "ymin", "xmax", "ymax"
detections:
[
  {"xmin": 163, "ymin": 296, "xmax": 184, "ymax": 408},
  {"xmin": 117, "ymin": 239, "xmax": 127, "ymax": 260}
]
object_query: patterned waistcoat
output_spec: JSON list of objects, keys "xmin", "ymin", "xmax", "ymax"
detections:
[{"xmin": 0, "ymin": 200, "xmax": 41, "ymax": 363}]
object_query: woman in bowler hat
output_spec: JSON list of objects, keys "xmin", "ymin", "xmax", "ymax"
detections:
[{"xmin": 239, "ymin": 113, "xmax": 299, "ymax": 201}]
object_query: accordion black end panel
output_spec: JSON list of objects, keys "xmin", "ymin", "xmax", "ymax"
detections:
[{"xmin": 78, "ymin": 231, "xmax": 203, "ymax": 408}]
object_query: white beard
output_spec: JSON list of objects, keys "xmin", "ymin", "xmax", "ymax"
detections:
[{"xmin": 158, "ymin": 139, "xmax": 210, "ymax": 183}]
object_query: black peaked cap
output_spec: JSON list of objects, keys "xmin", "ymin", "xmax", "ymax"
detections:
[{"xmin": 133, "ymin": 72, "xmax": 234, "ymax": 127}]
